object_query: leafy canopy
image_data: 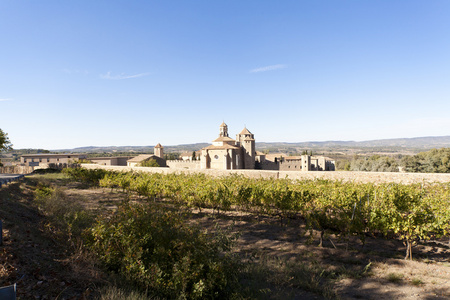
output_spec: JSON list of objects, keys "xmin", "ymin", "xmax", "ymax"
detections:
[{"xmin": 0, "ymin": 128, "xmax": 13, "ymax": 152}]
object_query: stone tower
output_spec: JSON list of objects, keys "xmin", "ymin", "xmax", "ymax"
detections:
[
  {"xmin": 219, "ymin": 122, "xmax": 229, "ymax": 137},
  {"xmin": 154, "ymin": 143, "xmax": 164, "ymax": 158},
  {"xmin": 237, "ymin": 127, "xmax": 255, "ymax": 169},
  {"xmin": 301, "ymin": 155, "xmax": 310, "ymax": 171}
]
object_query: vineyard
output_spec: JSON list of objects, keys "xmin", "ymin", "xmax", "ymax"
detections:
[{"xmin": 64, "ymin": 167, "xmax": 450, "ymax": 261}]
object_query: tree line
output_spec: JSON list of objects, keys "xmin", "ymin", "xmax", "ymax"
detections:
[{"xmin": 336, "ymin": 148, "xmax": 450, "ymax": 173}]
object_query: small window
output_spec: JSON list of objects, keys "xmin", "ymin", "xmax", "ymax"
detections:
[{"xmin": 214, "ymin": 155, "xmax": 219, "ymax": 160}]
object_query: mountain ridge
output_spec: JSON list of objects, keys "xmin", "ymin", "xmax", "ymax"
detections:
[{"xmin": 49, "ymin": 136, "xmax": 450, "ymax": 153}]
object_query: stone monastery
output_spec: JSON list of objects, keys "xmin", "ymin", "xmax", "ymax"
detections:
[
  {"xmin": 19, "ymin": 122, "xmax": 335, "ymax": 172},
  {"xmin": 201, "ymin": 122, "xmax": 256, "ymax": 170},
  {"xmin": 199, "ymin": 122, "xmax": 335, "ymax": 171}
]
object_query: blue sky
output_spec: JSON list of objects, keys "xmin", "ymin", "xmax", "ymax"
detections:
[{"xmin": 1, "ymin": 1, "xmax": 450, "ymax": 149}]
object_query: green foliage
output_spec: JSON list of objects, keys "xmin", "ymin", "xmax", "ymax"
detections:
[
  {"xmin": 335, "ymin": 159, "xmax": 351, "ymax": 171},
  {"xmin": 350, "ymin": 155, "xmax": 400, "ymax": 172},
  {"xmin": 339, "ymin": 148, "xmax": 450, "ymax": 173},
  {"xmin": 66, "ymin": 167, "xmax": 450, "ymax": 260},
  {"xmin": 138, "ymin": 158, "xmax": 160, "ymax": 167},
  {"xmin": 0, "ymin": 128, "xmax": 13, "ymax": 152},
  {"xmin": 34, "ymin": 184, "xmax": 55, "ymax": 200},
  {"xmin": 402, "ymin": 148, "xmax": 450, "ymax": 173},
  {"xmin": 87, "ymin": 202, "xmax": 239, "ymax": 299},
  {"xmin": 164, "ymin": 152, "xmax": 181, "ymax": 160},
  {"xmin": 63, "ymin": 167, "xmax": 109, "ymax": 186},
  {"xmin": 74, "ymin": 158, "xmax": 94, "ymax": 164}
]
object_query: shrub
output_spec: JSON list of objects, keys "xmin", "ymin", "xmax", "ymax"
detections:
[
  {"xmin": 63, "ymin": 167, "xmax": 108, "ymax": 186},
  {"xmin": 87, "ymin": 202, "xmax": 240, "ymax": 299},
  {"xmin": 138, "ymin": 158, "xmax": 160, "ymax": 167}
]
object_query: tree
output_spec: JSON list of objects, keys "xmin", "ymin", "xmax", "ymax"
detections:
[
  {"xmin": 139, "ymin": 158, "xmax": 160, "ymax": 167},
  {"xmin": 0, "ymin": 128, "xmax": 12, "ymax": 152}
]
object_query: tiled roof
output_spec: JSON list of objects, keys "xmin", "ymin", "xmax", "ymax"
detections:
[
  {"xmin": 212, "ymin": 136, "xmax": 236, "ymax": 143},
  {"xmin": 155, "ymin": 143, "xmax": 163, "ymax": 148},
  {"xmin": 128, "ymin": 154, "xmax": 157, "ymax": 162},
  {"xmin": 239, "ymin": 127, "xmax": 252, "ymax": 135},
  {"xmin": 202, "ymin": 144, "xmax": 241, "ymax": 150}
]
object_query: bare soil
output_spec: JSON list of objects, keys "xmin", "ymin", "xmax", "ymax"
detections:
[{"xmin": 1, "ymin": 176, "xmax": 450, "ymax": 299}]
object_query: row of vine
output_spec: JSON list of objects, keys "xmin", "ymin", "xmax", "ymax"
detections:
[{"xmin": 63, "ymin": 167, "xmax": 450, "ymax": 259}]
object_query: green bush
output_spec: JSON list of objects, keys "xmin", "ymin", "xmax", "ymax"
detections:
[
  {"xmin": 87, "ymin": 202, "xmax": 240, "ymax": 299},
  {"xmin": 34, "ymin": 184, "xmax": 55, "ymax": 200},
  {"xmin": 63, "ymin": 167, "xmax": 108, "ymax": 186},
  {"xmin": 138, "ymin": 158, "xmax": 161, "ymax": 167}
]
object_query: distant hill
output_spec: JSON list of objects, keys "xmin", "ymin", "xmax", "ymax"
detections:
[
  {"xmin": 56, "ymin": 143, "xmax": 210, "ymax": 154},
  {"xmin": 45, "ymin": 136, "xmax": 450, "ymax": 154},
  {"xmin": 256, "ymin": 136, "xmax": 450, "ymax": 152}
]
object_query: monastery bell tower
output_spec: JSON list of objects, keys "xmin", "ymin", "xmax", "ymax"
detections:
[
  {"xmin": 154, "ymin": 143, "xmax": 164, "ymax": 158},
  {"xmin": 219, "ymin": 122, "xmax": 229, "ymax": 137},
  {"xmin": 237, "ymin": 127, "xmax": 255, "ymax": 169}
]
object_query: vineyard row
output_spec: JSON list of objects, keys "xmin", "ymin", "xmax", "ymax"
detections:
[{"xmin": 64, "ymin": 167, "xmax": 450, "ymax": 260}]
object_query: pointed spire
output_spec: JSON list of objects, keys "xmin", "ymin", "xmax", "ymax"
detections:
[{"xmin": 239, "ymin": 127, "xmax": 252, "ymax": 135}]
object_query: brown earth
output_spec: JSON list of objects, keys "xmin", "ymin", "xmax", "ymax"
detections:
[{"xmin": 1, "ymin": 175, "xmax": 450, "ymax": 299}]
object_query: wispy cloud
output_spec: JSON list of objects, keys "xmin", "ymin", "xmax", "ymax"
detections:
[
  {"xmin": 249, "ymin": 64, "xmax": 287, "ymax": 73},
  {"xmin": 100, "ymin": 72, "xmax": 150, "ymax": 80},
  {"xmin": 0, "ymin": 98, "xmax": 12, "ymax": 102}
]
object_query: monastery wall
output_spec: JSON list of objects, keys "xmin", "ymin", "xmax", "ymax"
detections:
[
  {"xmin": 0, "ymin": 165, "xmax": 34, "ymax": 174},
  {"xmin": 81, "ymin": 164, "xmax": 450, "ymax": 184},
  {"xmin": 166, "ymin": 160, "xmax": 201, "ymax": 169}
]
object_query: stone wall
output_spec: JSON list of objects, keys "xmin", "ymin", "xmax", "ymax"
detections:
[
  {"xmin": 279, "ymin": 160, "xmax": 303, "ymax": 171},
  {"xmin": 166, "ymin": 160, "xmax": 201, "ymax": 169},
  {"xmin": 0, "ymin": 165, "xmax": 34, "ymax": 174},
  {"xmin": 80, "ymin": 164, "xmax": 450, "ymax": 184}
]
